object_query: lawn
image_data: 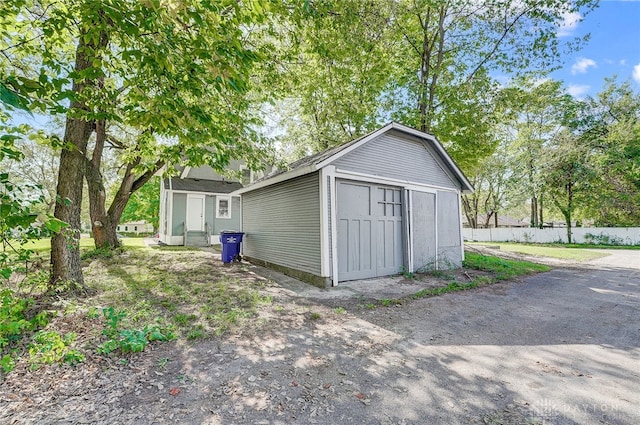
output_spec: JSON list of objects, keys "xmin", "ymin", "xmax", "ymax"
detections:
[
  {"xmin": 18, "ymin": 236, "xmax": 146, "ymax": 252},
  {"xmin": 465, "ymin": 242, "xmax": 609, "ymax": 261}
]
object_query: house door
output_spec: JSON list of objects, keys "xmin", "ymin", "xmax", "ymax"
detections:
[
  {"xmin": 186, "ymin": 195, "xmax": 205, "ymax": 231},
  {"xmin": 337, "ymin": 180, "xmax": 403, "ymax": 282}
]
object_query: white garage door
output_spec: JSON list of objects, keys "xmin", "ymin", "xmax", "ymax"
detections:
[{"xmin": 336, "ymin": 180, "xmax": 403, "ymax": 281}]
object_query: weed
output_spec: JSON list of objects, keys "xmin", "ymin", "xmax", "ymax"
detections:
[
  {"xmin": 584, "ymin": 232, "xmax": 624, "ymax": 246},
  {"xmin": 333, "ymin": 306, "xmax": 346, "ymax": 314},
  {"xmin": 81, "ymin": 247, "xmax": 123, "ymax": 261},
  {"xmin": 97, "ymin": 307, "xmax": 174, "ymax": 354},
  {"xmin": 0, "ymin": 289, "xmax": 48, "ymax": 349},
  {"xmin": 86, "ymin": 307, "xmax": 100, "ymax": 319},
  {"xmin": 157, "ymin": 357, "xmax": 170, "ymax": 368},
  {"xmin": 399, "ymin": 266, "xmax": 416, "ymax": 280},
  {"xmin": 365, "ymin": 303, "xmax": 376, "ymax": 310},
  {"xmin": 186, "ymin": 325, "xmax": 205, "ymax": 340},
  {"xmin": 173, "ymin": 313, "xmax": 198, "ymax": 326},
  {"xmin": 1, "ymin": 354, "xmax": 15, "ymax": 373},
  {"xmin": 380, "ymin": 298, "xmax": 402, "ymax": 307},
  {"xmin": 28, "ymin": 330, "xmax": 85, "ymax": 370},
  {"xmin": 274, "ymin": 305, "xmax": 285, "ymax": 312},
  {"xmin": 309, "ymin": 312, "xmax": 322, "ymax": 320}
]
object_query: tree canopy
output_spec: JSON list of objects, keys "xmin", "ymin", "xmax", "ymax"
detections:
[{"xmin": 1, "ymin": 0, "xmax": 275, "ymax": 288}]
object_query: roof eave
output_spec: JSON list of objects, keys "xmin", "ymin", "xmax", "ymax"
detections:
[{"xmin": 231, "ymin": 164, "xmax": 319, "ymax": 195}]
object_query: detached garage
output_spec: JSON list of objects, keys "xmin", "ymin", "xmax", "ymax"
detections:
[{"xmin": 235, "ymin": 122, "xmax": 473, "ymax": 288}]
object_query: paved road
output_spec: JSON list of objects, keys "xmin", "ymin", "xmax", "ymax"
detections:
[{"xmin": 357, "ymin": 250, "xmax": 640, "ymax": 424}]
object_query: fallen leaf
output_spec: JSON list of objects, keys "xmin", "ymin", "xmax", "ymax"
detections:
[
  {"xmin": 356, "ymin": 392, "xmax": 364, "ymax": 400},
  {"xmin": 291, "ymin": 380, "xmax": 298, "ymax": 387},
  {"xmin": 169, "ymin": 387, "xmax": 181, "ymax": 396},
  {"xmin": 323, "ymin": 383, "xmax": 331, "ymax": 389}
]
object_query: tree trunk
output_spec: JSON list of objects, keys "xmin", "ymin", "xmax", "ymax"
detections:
[
  {"xmin": 50, "ymin": 120, "xmax": 93, "ymax": 289},
  {"xmin": 530, "ymin": 196, "xmax": 538, "ymax": 227},
  {"xmin": 539, "ymin": 194, "xmax": 544, "ymax": 229},
  {"xmin": 483, "ymin": 212, "xmax": 493, "ymax": 228},
  {"xmin": 49, "ymin": 28, "xmax": 108, "ymax": 290},
  {"xmin": 86, "ymin": 152, "xmax": 163, "ymax": 249},
  {"xmin": 461, "ymin": 193, "xmax": 479, "ymax": 229},
  {"xmin": 86, "ymin": 120, "xmax": 120, "ymax": 249},
  {"xmin": 494, "ymin": 211, "xmax": 498, "ymax": 228},
  {"xmin": 86, "ymin": 163, "xmax": 119, "ymax": 249}
]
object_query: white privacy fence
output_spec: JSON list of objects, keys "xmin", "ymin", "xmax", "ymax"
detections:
[{"xmin": 463, "ymin": 227, "xmax": 640, "ymax": 245}]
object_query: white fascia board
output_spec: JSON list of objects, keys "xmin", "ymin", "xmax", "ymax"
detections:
[
  {"xmin": 333, "ymin": 168, "xmax": 458, "ymax": 194},
  {"xmin": 232, "ymin": 164, "xmax": 318, "ymax": 195},
  {"xmin": 169, "ymin": 189, "xmax": 240, "ymax": 197},
  {"xmin": 458, "ymin": 191, "xmax": 465, "ymax": 261},
  {"xmin": 319, "ymin": 167, "xmax": 331, "ymax": 277},
  {"xmin": 328, "ymin": 167, "xmax": 339, "ymax": 287},
  {"xmin": 180, "ymin": 166, "xmax": 191, "ymax": 179}
]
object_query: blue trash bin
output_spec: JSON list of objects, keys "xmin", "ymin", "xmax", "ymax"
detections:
[{"xmin": 220, "ymin": 231, "xmax": 244, "ymax": 263}]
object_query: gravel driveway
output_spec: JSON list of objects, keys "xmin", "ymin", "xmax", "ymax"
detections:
[{"xmin": 1, "ymin": 250, "xmax": 638, "ymax": 424}]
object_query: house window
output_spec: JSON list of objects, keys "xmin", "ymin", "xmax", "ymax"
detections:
[
  {"xmin": 241, "ymin": 168, "xmax": 251, "ymax": 186},
  {"xmin": 216, "ymin": 196, "xmax": 231, "ymax": 219}
]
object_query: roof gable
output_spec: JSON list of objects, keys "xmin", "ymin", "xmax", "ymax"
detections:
[{"xmin": 237, "ymin": 122, "xmax": 473, "ymax": 194}]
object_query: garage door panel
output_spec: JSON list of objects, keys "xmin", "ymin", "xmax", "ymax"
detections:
[
  {"xmin": 338, "ymin": 182, "xmax": 371, "ymax": 216},
  {"xmin": 377, "ymin": 219, "xmax": 403, "ymax": 273},
  {"xmin": 338, "ymin": 217, "xmax": 375, "ymax": 280},
  {"xmin": 337, "ymin": 179, "xmax": 403, "ymax": 282}
]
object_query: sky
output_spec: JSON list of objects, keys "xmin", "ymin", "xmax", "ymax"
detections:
[{"xmin": 551, "ymin": 0, "xmax": 640, "ymax": 98}]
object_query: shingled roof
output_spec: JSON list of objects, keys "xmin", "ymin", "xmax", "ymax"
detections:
[{"xmin": 163, "ymin": 178, "xmax": 242, "ymax": 194}]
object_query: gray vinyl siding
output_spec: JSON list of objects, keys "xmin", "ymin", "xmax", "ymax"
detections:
[
  {"xmin": 205, "ymin": 195, "xmax": 215, "ymax": 234},
  {"xmin": 171, "ymin": 193, "xmax": 187, "ymax": 236},
  {"xmin": 436, "ymin": 190, "xmax": 462, "ymax": 267},
  {"xmin": 185, "ymin": 160, "xmax": 244, "ymax": 180},
  {"xmin": 242, "ymin": 172, "xmax": 322, "ymax": 276},
  {"xmin": 332, "ymin": 131, "xmax": 458, "ymax": 189}
]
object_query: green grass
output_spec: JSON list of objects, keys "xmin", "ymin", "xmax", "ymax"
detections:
[
  {"xmin": 19, "ymin": 237, "xmax": 146, "ymax": 252},
  {"xmin": 536, "ymin": 243, "xmax": 640, "ymax": 250},
  {"xmin": 407, "ymin": 253, "xmax": 550, "ymax": 301},
  {"xmin": 463, "ymin": 252, "xmax": 550, "ymax": 279},
  {"xmin": 84, "ymin": 248, "xmax": 272, "ymax": 339},
  {"xmin": 465, "ymin": 242, "xmax": 609, "ymax": 261}
]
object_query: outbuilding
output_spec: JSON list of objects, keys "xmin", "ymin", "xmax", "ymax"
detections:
[{"xmin": 235, "ymin": 122, "xmax": 473, "ymax": 287}]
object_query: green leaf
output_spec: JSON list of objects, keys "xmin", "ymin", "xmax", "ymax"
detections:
[
  {"xmin": 43, "ymin": 217, "xmax": 69, "ymax": 234},
  {"xmin": 0, "ymin": 84, "xmax": 31, "ymax": 112}
]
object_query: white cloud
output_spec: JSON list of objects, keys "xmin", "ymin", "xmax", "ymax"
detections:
[
  {"xmin": 619, "ymin": 59, "xmax": 627, "ymax": 66},
  {"xmin": 567, "ymin": 84, "xmax": 591, "ymax": 98},
  {"xmin": 633, "ymin": 64, "xmax": 640, "ymax": 83},
  {"xmin": 557, "ymin": 11, "xmax": 582, "ymax": 37},
  {"xmin": 571, "ymin": 57, "xmax": 597, "ymax": 75}
]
